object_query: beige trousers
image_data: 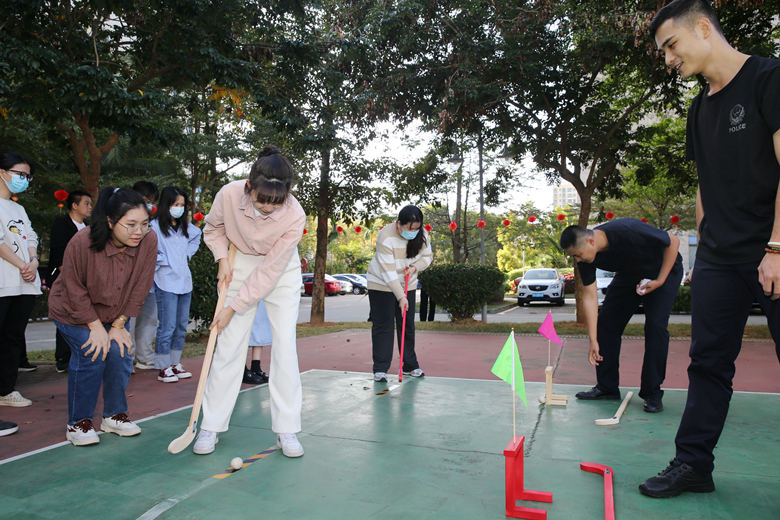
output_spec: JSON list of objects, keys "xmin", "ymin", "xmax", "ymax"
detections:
[{"xmin": 201, "ymin": 249, "xmax": 302, "ymax": 433}]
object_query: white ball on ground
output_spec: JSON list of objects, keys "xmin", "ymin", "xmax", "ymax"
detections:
[{"xmin": 231, "ymin": 457, "xmax": 243, "ymax": 470}]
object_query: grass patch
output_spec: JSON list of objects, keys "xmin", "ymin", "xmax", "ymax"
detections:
[{"xmin": 26, "ymin": 321, "xmax": 772, "ymax": 363}]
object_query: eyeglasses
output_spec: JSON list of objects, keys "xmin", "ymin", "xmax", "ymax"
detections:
[
  {"xmin": 116, "ymin": 221, "xmax": 151, "ymax": 234},
  {"xmin": 3, "ymin": 170, "xmax": 33, "ymax": 181}
]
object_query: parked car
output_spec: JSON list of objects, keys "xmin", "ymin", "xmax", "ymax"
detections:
[
  {"xmin": 301, "ymin": 273, "xmax": 341, "ymax": 296},
  {"xmin": 335, "ymin": 276, "xmax": 353, "ymax": 295},
  {"xmin": 595, "ymin": 269, "xmax": 614, "ymax": 305},
  {"xmin": 516, "ymin": 268, "xmax": 565, "ymax": 306},
  {"xmin": 334, "ymin": 274, "xmax": 367, "ymax": 294}
]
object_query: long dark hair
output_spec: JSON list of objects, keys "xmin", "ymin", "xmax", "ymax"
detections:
[
  {"xmin": 398, "ymin": 205, "xmax": 427, "ymax": 259},
  {"xmin": 244, "ymin": 145, "xmax": 294, "ymax": 204},
  {"xmin": 89, "ymin": 186, "xmax": 148, "ymax": 252},
  {"xmin": 156, "ymin": 186, "xmax": 190, "ymax": 238},
  {"xmin": 0, "ymin": 152, "xmax": 32, "ymax": 175}
]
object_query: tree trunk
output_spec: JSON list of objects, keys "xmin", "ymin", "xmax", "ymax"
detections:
[
  {"xmin": 311, "ymin": 148, "xmax": 331, "ymax": 324},
  {"xmin": 56, "ymin": 110, "xmax": 119, "ymax": 202},
  {"xmin": 453, "ymin": 166, "xmax": 462, "ymax": 263}
]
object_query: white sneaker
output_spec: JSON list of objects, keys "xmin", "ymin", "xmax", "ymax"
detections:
[
  {"xmin": 0, "ymin": 390, "xmax": 32, "ymax": 407},
  {"xmin": 101, "ymin": 413, "xmax": 141, "ymax": 437},
  {"xmin": 193, "ymin": 429, "xmax": 219, "ymax": 455},
  {"xmin": 158, "ymin": 367, "xmax": 179, "ymax": 383},
  {"xmin": 374, "ymin": 372, "xmax": 388, "ymax": 382},
  {"xmin": 276, "ymin": 433, "xmax": 304, "ymax": 458},
  {"xmin": 171, "ymin": 363, "xmax": 191, "ymax": 379},
  {"xmin": 66, "ymin": 419, "xmax": 100, "ymax": 446},
  {"xmin": 135, "ymin": 361, "xmax": 155, "ymax": 370},
  {"xmin": 403, "ymin": 368, "xmax": 425, "ymax": 378}
]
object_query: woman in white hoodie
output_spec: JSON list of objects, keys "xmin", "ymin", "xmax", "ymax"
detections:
[{"xmin": 0, "ymin": 152, "xmax": 41, "ymax": 416}]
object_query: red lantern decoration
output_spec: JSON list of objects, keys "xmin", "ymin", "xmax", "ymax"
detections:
[
  {"xmin": 449, "ymin": 222, "xmax": 457, "ymax": 231},
  {"xmin": 424, "ymin": 224, "xmax": 432, "ymax": 233},
  {"xmin": 57, "ymin": 203, "xmax": 64, "ymax": 208},
  {"xmin": 528, "ymin": 215, "xmax": 536, "ymax": 223},
  {"xmin": 303, "ymin": 228, "xmax": 308, "ymax": 235},
  {"xmin": 641, "ymin": 218, "xmax": 648, "ymax": 223},
  {"xmin": 670, "ymin": 215, "xmax": 680, "ymax": 224},
  {"xmin": 11, "ymin": 196, "xmax": 18, "ymax": 202},
  {"xmin": 557, "ymin": 214, "xmax": 565, "ymax": 221},
  {"xmin": 355, "ymin": 226, "xmax": 362, "ymax": 233},
  {"xmin": 151, "ymin": 206, "xmax": 157, "ymax": 214},
  {"xmin": 477, "ymin": 220, "xmax": 485, "ymax": 228},
  {"xmin": 54, "ymin": 189, "xmax": 68, "ymax": 201},
  {"xmin": 605, "ymin": 211, "xmax": 614, "ymax": 220},
  {"xmin": 193, "ymin": 212, "xmax": 204, "ymax": 221},
  {"xmin": 336, "ymin": 226, "xmax": 343, "ymax": 233},
  {"xmin": 502, "ymin": 219, "xmax": 511, "ymax": 227}
]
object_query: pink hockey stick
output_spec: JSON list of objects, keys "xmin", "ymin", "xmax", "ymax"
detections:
[{"xmin": 399, "ymin": 271, "xmax": 409, "ymax": 382}]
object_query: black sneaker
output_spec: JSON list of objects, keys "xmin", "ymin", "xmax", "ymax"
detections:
[
  {"xmin": 575, "ymin": 386, "xmax": 621, "ymax": 400},
  {"xmin": 0, "ymin": 419, "xmax": 19, "ymax": 436},
  {"xmin": 243, "ymin": 367, "xmax": 268, "ymax": 385},
  {"xmin": 56, "ymin": 361, "xmax": 69, "ymax": 373},
  {"xmin": 639, "ymin": 458, "xmax": 715, "ymax": 498},
  {"xmin": 18, "ymin": 360, "xmax": 38, "ymax": 372}
]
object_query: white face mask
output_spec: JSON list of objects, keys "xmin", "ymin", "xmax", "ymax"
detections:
[{"xmin": 169, "ymin": 206, "xmax": 185, "ymax": 219}]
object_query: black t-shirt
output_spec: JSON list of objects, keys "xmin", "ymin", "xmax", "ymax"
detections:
[
  {"xmin": 577, "ymin": 219, "xmax": 672, "ymax": 286},
  {"xmin": 686, "ymin": 55, "xmax": 780, "ymax": 265}
]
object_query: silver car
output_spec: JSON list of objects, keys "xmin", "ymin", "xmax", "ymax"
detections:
[
  {"xmin": 595, "ymin": 269, "xmax": 614, "ymax": 305},
  {"xmin": 516, "ymin": 268, "xmax": 565, "ymax": 306}
]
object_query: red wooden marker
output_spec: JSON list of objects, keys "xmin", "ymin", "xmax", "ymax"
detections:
[
  {"xmin": 580, "ymin": 462, "xmax": 615, "ymax": 520},
  {"xmin": 399, "ymin": 271, "xmax": 409, "ymax": 382},
  {"xmin": 504, "ymin": 436, "xmax": 553, "ymax": 519}
]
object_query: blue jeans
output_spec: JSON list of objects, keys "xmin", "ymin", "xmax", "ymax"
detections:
[
  {"xmin": 154, "ymin": 287, "xmax": 192, "ymax": 369},
  {"xmin": 53, "ymin": 320, "xmax": 133, "ymax": 425}
]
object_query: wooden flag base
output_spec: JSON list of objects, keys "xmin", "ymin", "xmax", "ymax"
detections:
[
  {"xmin": 504, "ymin": 436, "xmax": 553, "ymax": 519},
  {"xmin": 538, "ymin": 366, "xmax": 567, "ymax": 406}
]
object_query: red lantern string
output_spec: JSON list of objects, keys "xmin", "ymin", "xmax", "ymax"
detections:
[
  {"xmin": 449, "ymin": 222, "xmax": 457, "ymax": 231},
  {"xmin": 557, "ymin": 214, "xmax": 565, "ymax": 221},
  {"xmin": 336, "ymin": 226, "xmax": 343, "ymax": 233},
  {"xmin": 303, "ymin": 228, "xmax": 308, "ymax": 235},
  {"xmin": 11, "ymin": 196, "xmax": 18, "ymax": 202},
  {"xmin": 424, "ymin": 224, "xmax": 432, "ymax": 232},
  {"xmin": 641, "ymin": 218, "xmax": 648, "ymax": 223},
  {"xmin": 605, "ymin": 211, "xmax": 614, "ymax": 220},
  {"xmin": 670, "ymin": 215, "xmax": 680, "ymax": 224},
  {"xmin": 502, "ymin": 219, "xmax": 511, "ymax": 227},
  {"xmin": 57, "ymin": 203, "xmax": 64, "ymax": 208},
  {"xmin": 477, "ymin": 220, "xmax": 485, "ymax": 228},
  {"xmin": 54, "ymin": 189, "xmax": 68, "ymax": 201},
  {"xmin": 528, "ymin": 215, "xmax": 536, "ymax": 223},
  {"xmin": 193, "ymin": 212, "xmax": 204, "ymax": 221},
  {"xmin": 151, "ymin": 206, "xmax": 157, "ymax": 214},
  {"xmin": 355, "ymin": 226, "xmax": 362, "ymax": 233}
]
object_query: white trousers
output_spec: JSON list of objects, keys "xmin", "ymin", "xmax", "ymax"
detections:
[{"xmin": 201, "ymin": 249, "xmax": 302, "ymax": 434}]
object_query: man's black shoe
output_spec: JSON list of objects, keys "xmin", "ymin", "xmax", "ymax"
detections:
[
  {"xmin": 56, "ymin": 361, "xmax": 69, "ymax": 373},
  {"xmin": 643, "ymin": 397, "xmax": 663, "ymax": 413},
  {"xmin": 17, "ymin": 360, "xmax": 38, "ymax": 372},
  {"xmin": 243, "ymin": 367, "xmax": 268, "ymax": 385},
  {"xmin": 575, "ymin": 386, "xmax": 621, "ymax": 400},
  {"xmin": 639, "ymin": 458, "xmax": 715, "ymax": 498}
]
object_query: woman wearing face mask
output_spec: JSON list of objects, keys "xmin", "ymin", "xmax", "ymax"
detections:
[
  {"xmin": 366, "ymin": 205, "xmax": 433, "ymax": 382},
  {"xmin": 149, "ymin": 186, "xmax": 201, "ymax": 383},
  {"xmin": 48, "ymin": 187, "xmax": 157, "ymax": 446},
  {"xmin": 0, "ymin": 153, "xmax": 40, "ymax": 421},
  {"xmin": 193, "ymin": 145, "xmax": 306, "ymax": 458}
]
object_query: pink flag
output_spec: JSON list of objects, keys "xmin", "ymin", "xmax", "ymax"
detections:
[{"xmin": 538, "ymin": 311, "xmax": 563, "ymax": 346}]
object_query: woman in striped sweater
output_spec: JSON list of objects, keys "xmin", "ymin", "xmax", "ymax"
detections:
[{"xmin": 366, "ymin": 205, "xmax": 433, "ymax": 382}]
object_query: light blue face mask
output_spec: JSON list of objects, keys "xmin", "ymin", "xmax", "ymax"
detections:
[
  {"xmin": 400, "ymin": 228, "xmax": 419, "ymax": 241},
  {"xmin": 4, "ymin": 174, "xmax": 29, "ymax": 194},
  {"xmin": 169, "ymin": 206, "xmax": 185, "ymax": 219}
]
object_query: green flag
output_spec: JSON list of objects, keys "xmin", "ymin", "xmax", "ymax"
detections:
[{"xmin": 491, "ymin": 331, "xmax": 527, "ymax": 407}]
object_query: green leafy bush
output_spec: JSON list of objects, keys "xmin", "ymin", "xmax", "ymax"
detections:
[
  {"xmin": 506, "ymin": 268, "xmax": 524, "ymax": 281},
  {"xmin": 672, "ymin": 285, "xmax": 691, "ymax": 313},
  {"xmin": 419, "ymin": 263, "xmax": 505, "ymax": 321},
  {"xmin": 188, "ymin": 242, "xmax": 220, "ymax": 332}
]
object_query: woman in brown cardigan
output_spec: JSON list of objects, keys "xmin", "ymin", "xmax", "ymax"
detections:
[{"xmin": 48, "ymin": 186, "xmax": 157, "ymax": 446}]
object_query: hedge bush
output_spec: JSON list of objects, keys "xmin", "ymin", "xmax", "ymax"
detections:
[
  {"xmin": 418, "ymin": 263, "xmax": 505, "ymax": 321},
  {"xmin": 672, "ymin": 285, "xmax": 691, "ymax": 313},
  {"xmin": 189, "ymin": 243, "xmax": 220, "ymax": 332}
]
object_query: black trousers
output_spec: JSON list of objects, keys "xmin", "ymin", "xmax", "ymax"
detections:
[
  {"xmin": 55, "ymin": 329, "xmax": 71, "ymax": 364},
  {"xmin": 0, "ymin": 294, "xmax": 36, "ymax": 395},
  {"xmin": 369, "ymin": 289, "xmax": 419, "ymax": 373},
  {"xmin": 675, "ymin": 258, "xmax": 780, "ymax": 474},
  {"xmin": 419, "ymin": 288, "xmax": 436, "ymax": 321},
  {"xmin": 595, "ymin": 259, "xmax": 683, "ymax": 400}
]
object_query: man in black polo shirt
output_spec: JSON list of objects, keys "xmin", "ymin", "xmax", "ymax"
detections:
[
  {"xmin": 639, "ymin": 0, "xmax": 780, "ymax": 499},
  {"xmin": 560, "ymin": 220, "xmax": 682, "ymax": 414}
]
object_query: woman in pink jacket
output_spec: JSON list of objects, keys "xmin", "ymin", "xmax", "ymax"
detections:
[{"xmin": 194, "ymin": 146, "xmax": 307, "ymax": 458}]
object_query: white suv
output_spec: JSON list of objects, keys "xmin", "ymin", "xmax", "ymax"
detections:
[{"xmin": 516, "ymin": 268, "xmax": 565, "ymax": 306}]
